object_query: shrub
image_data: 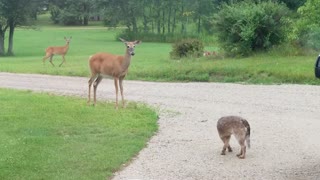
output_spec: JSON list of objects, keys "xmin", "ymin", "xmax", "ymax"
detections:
[
  {"xmin": 291, "ymin": 0, "xmax": 320, "ymax": 51},
  {"xmin": 170, "ymin": 39, "xmax": 204, "ymax": 59},
  {"xmin": 213, "ymin": 0, "xmax": 290, "ymax": 57},
  {"xmin": 59, "ymin": 10, "xmax": 82, "ymax": 25},
  {"xmin": 49, "ymin": 5, "xmax": 61, "ymax": 24}
]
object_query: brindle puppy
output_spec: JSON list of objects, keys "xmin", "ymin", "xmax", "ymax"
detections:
[{"xmin": 217, "ymin": 116, "xmax": 251, "ymax": 159}]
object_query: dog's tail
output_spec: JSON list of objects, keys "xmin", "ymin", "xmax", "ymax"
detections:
[{"xmin": 241, "ymin": 119, "xmax": 251, "ymax": 148}]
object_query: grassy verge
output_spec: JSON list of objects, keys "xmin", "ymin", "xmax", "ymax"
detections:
[{"xmin": 0, "ymin": 89, "xmax": 158, "ymax": 180}]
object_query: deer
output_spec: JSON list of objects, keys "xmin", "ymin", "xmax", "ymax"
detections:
[
  {"xmin": 43, "ymin": 37, "xmax": 72, "ymax": 67},
  {"xmin": 87, "ymin": 38, "xmax": 141, "ymax": 109},
  {"xmin": 217, "ymin": 116, "xmax": 251, "ymax": 159}
]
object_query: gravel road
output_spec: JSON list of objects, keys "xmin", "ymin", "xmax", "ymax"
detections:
[{"xmin": 1, "ymin": 72, "xmax": 320, "ymax": 180}]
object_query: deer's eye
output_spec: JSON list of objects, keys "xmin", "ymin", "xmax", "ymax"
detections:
[{"xmin": 127, "ymin": 45, "xmax": 130, "ymax": 48}]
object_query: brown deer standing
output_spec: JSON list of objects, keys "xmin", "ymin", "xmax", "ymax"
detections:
[
  {"xmin": 87, "ymin": 38, "xmax": 141, "ymax": 109},
  {"xmin": 43, "ymin": 37, "xmax": 72, "ymax": 67}
]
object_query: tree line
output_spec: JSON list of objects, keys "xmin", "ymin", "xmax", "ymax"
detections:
[{"xmin": 0, "ymin": 0, "xmax": 309, "ymax": 56}]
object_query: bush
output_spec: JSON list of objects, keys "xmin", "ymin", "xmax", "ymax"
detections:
[
  {"xmin": 49, "ymin": 5, "xmax": 61, "ymax": 24},
  {"xmin": 291, "ymin": 0, "xmax": 320, "ymax": 51},
  {"xmin": 170, "ymin": 39, "xmax": 204, "ymax": 59},
  {"xmin": 213, "ymin": 0, "xmax": 290, "ymax": 57},
  {"xmin": 59, "ymin": 10, "xmax": 82, "ymax": 25}
]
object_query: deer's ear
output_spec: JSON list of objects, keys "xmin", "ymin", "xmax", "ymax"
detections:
[
  {"xmin": 119, "ymin": 38, "xmax": 126, "ymax": 43},
  {"xmin": 134, "ymin": 40, "xmax": 141, "ymax": 45}
]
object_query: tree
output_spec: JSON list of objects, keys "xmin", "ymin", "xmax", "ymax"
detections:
[
  {"xmin": 291, "ymin": 0, "xmax": 320, "ymax": 50},
  {"xmin": 0, "ymin": 16, "xmax": 8, "ymax": 56},
  {"xmin": 49, "ymin": 0, "xmax": 95, "ymax": 25},
  {"xmin": 0, "ymin": 0, "xmax": 37, "ymax": 56},
  {"xmin": 213, "ymin": 0, "xmax": 290, "ymax": 56}
]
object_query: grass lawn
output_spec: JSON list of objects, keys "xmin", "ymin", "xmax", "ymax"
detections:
[
  {"xmin": 0, "ymin": 26, "xmax": 319, "ymax": 84},
  {"xmin": 0, "ymin": 89, "xmax": 158, "ymax": 180}
]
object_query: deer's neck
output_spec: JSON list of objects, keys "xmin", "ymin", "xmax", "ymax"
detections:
[
  {"xmin": 121, "ymin": 50, "xmax": 132, "ymax": 70},
  {"xmin": 64, "ymin": 43, "xmax": 69, "ymax": 52}
]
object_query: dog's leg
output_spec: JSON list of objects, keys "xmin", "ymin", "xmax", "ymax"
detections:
[
  {"xmin": 220, "ymin": 136, "xmax": 231, "ymax": 155},
  {"xmin": 237, "ymin": 140, "xmax": 246, "ymax": 159}
]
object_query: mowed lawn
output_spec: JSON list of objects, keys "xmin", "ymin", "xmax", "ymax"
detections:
[
  {"xmin": 0, "ymin": 27, "xmax": 319, "ymax": 84},
  {"xmin": 0, "ymin": 89, "xmax": 158, "ymax": 179}
]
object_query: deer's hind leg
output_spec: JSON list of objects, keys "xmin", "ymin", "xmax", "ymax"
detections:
[
  {"xmin": 88, "ymin": 75, "xmax": 96, "ymax": 105},
  {"xmin": 43, "ymin": 54, "xmax": 53, "ymax": 66},
  {"xmin": 93, "ymin": 75, "xmax": 103, "ymax": 106}
]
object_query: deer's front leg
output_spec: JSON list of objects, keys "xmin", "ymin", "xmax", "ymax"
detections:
[
  {"xmin": 119, "ymin": 76, "xmax": 125, "ymax": 108},
  {"xmin": 49, "ymin": 55, "xmax": 55, "ymax": 66},
  {"xmin": 59, "ymin": 55, "xmax": 66, "ymax": 67},
  {"xmin": 114, "ymin": 78, "xmax": 119, "ymax": 109}
]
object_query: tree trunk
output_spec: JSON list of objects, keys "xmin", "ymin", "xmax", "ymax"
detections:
[
  {"xmin": 156, "ymin": 0, "xmax": 161, "ymax": 34},
  {"xmin": 0, "ymin": 26, "xmax": 7, "ymax": 56},
  {"xmin": 130, "ymin": 8, "xmax": 138, "ymax": 33},
  {"xmin": 0, "ymin": 34, "xmax": 5, "ymax": 56},
  {"xmin": 172, "ymin": 7, "xmax": 176, "ymax": 33},
  {"xmin": 168, "ymin": 5, "xmax": 172, "ymax": 33},
  {"xmin": 7, "ymin": 21, "xmax": 14, "ymax": 56},
  {"xmin": 83, "ymin": 3, "xmax": 89, "ymax": 26},
  {"xmin": 84, "ymin": 16, "xmax": 89, "ymax": 26},
  {"xmin": 143, "ymin": 0, "xmax": 148, "ymax": 33},
  {"xmin": 198, "ymin": 16, "xmax": 201, "ymax": 34},
  {"xmin": 143, "ymin": 14, "xmax": 148, "ymax": 33},
  {"xmin": 181, "ymin": 5, "xmax": 185, "ymax": 34},
  {"xmin": 162, "ymin": 10, "xmax": 165, "ymax": 34}
]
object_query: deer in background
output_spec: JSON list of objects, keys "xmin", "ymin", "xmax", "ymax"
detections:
[
  {"xmin": 43, "ymin": 37, "xmax": 72, "ymax": 67},
  {"xmin": 87, "ymin": 38, "xmax": 141, "ymax": 109}
]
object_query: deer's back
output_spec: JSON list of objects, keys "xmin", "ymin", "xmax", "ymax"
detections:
[
  {"xmin": 89, "ymin": 52, "xmax": 124, "ymax": 76},
  {"xmin": 46, "ymin": 46, "xmax": 68, "ymax": 55}
]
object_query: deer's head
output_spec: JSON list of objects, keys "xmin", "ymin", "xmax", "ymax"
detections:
[
  {"xmin": 64, "ymin": 36, "xmax": 72, "ymax": 45},
  {"xmin": 120, "ymin": 38, "xmax": 141, "ymax": 56}
]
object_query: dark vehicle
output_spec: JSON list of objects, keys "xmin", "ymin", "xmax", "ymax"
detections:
[{"xmin": 315, "ymin": 55, "xmax": 320, "ymax": 78}]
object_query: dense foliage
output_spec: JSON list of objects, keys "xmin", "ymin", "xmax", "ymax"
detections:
[
  {"xmin": 291, "ymin": 0, "xmax": 320, "ymax": 51},
  {"xmin": 213, "ymin": 0, "xmax": 290, "ymax": 57},
  {"xmin": 170, "ymin": 39, "xmax": 204, "ymax": 59}
]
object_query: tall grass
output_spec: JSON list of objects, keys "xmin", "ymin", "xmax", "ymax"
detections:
[{"xmin": 0, "ymin": 89, "xmax": 158, "ymax": 179}]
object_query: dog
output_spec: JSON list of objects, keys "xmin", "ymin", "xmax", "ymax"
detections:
[
  {"xmin": 217, "ymin": 116, "xmax": 251, "ymax": 159},
  {"xmin": 203, "ymin": 51, "xmax": 217, "ymax": 57}
]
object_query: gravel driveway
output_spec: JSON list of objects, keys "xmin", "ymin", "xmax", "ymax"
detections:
[{"xmin": 1, "ymin": 72, "xmax": 320, "ymax": 180}]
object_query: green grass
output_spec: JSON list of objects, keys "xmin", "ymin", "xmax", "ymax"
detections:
[
  {"xmin": 0, "ymin": 19, "xmax": 319, "ymax": 84},
  {"xmin": 0, "ymin": 14, "xmax": 320, "ymax": 84},
  {"xmin": 0, "ymin": 89, "xmax": 158, "ymax": 180}
]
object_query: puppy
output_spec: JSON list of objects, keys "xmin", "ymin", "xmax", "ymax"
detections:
[{"xmin": 217, "ymin": 116, "xmax": 251, "ymax": 159}]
